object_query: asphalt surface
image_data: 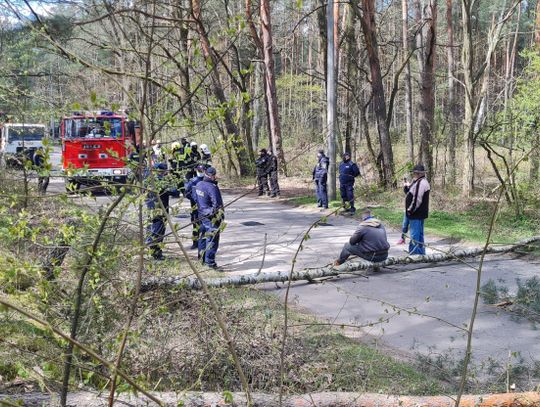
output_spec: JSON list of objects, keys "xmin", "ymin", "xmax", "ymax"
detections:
[{"xmin": 44, "ymin": 146, "xmax": 540, "ymax": 375}]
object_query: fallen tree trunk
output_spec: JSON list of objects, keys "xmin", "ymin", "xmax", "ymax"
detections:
[
  {"xmin": 141, "ymin": 236, "xmax": 540, "ymax": 292},
  {"xmin": 2, "ymin": 390, "xmax": 540, "ymax": 407}
]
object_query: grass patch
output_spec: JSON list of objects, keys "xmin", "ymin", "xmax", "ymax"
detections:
[
  {"xmin": 133, "ymin": 286, "xmax": 449, "ymax": 395},
  {"xmin": 287, "ymin": 193, "xmax": 540, "ymax": 244},
  {"xmin": 372, "ymin": 206, "xmax": 540, "ymax": 244}
]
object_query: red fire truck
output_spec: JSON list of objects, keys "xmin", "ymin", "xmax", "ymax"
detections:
[{"xmin": 61, "ymin": 112, "xmax": 136, "ymax": 190}]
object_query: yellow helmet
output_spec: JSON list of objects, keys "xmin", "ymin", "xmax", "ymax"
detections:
[{"xmin": 171, "ymin": 141, "xmax": 181, "ymax": 151}]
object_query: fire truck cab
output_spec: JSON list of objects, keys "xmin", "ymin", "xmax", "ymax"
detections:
[
  {"xmin": 61, "ymin": 112, "xmax": 134, "ymax": 190},
  {"xmin": 0, "ymin": 123, "xmax": 46, "ymax": 166}
]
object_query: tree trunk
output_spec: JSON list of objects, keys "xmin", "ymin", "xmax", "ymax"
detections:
[
  {"xmin": 327, "ymin": 0, "xmax": 337, "ymax": 200},
  {"xmin": 191, "ymin": 0, "xmax": 251, "ymax": 176},
  {"xmin": 417, "ymin": 0, "xmax": 437, "ymax": 178},
  {"xmin": 461, "ymin": 0, "xmax": 519, "ymax": 196},
  {"xmin": 531, "ymin": 0, "xmax": 540, "ymax": 182},
  {"xmin": 446, "ymin": 0, "xmax": 458, "ymax": 186},
  {"xmin": 251, "ymin": 63, "xmax": 263, "ymax": 150},
  {"xmin": 344, "ymin": 4, "xmax": 357, "ymax": 156},
  {"xmin": 8, "ymin": 390, "xmax": 540, "ymax": 407},
  {"xmin": 461, "ymin": 0, "xmax": 475, "ymax": 197},
  {"xmin": 260, "ymin": 0, "xmax": 287, "ymax": 175},
  {"xmin": 402, "ymin": 0, "xmax": 414, "ymax": 164},
  {"xmin": 142, "ymin": 235, "xmax": 540, "ymax": 291},
  {"xmin": 353, "ymin": 0, "xmax": 396, "ymax": 188}
]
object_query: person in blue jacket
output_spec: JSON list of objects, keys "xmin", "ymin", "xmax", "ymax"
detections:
[
  {"xmin": 145, "ymin": 162, "xmax": 176, "ymax": 260},
  {"xmin": 193, "ymin": 166, "xmax": 224, "ymax": 269},
  {"xmin": 339, "ymin": 152, "xmax": 360, "ymax": 214},
  {"xmin": 313, "ymin": 149, "xmax": 329, "ymax": 209},
  {"xmin": 185, "ymin": 164, "xmax": 206, "ymax": 250}
]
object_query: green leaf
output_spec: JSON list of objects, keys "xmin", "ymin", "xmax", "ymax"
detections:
[{"xmin": 223, "ymin": 390, "xmax": 233, "ymax": 404}]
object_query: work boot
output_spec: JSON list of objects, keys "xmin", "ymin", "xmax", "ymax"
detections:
[
  {"xmin": 270, "ymin": 194, "xmax": 277, "ymax": 198},
  {"xmin": 190, "ymin": 242, "xmax": 198, "ymax": 250},
  {"xmin": 258, "ymin": 192, "xmax": 264, "ymax": 197}
]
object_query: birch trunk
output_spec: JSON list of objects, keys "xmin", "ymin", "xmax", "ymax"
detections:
[
  {"xmin": 461, "ymin": 0, "xmax": 475, "ymax": 197},
  {"xmin": 142, "ymin": 236, "xmax": 540, "ymax": 292}
]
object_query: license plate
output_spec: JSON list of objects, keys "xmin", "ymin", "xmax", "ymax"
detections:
[{"xmin": 83, "ymin": 144, "xmax": 101, "ymax": 149}]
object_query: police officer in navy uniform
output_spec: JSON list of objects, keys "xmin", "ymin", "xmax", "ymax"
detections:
[
  {"xmin": 185, "ymin": 164, "xmax": 206, "ymax": 250},
  {"xmin": 255, "ymin": 148, "xmax": 271, "ymax": 196},
  {"xmin": 313, "ymin": 149, "xmax": 329, "ymax": 209},
  {"xmin": 145, "ymin": 162, "xmax": 175, "ymax": 260},
  {"xmin": 193, "ymin": 167, "xmax": 224, "ymax": 269},
  {"xmin": 339, "ymin": 152, "xmax": 361, "ymax": 214}
]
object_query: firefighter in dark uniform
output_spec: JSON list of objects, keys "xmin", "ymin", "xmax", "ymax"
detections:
[
  {"xmin": 169, "ymin": 139, "xmax": 192, "ymax": 195},
  {"xmin": 313, "ymin": 149, "xmax": 329, "ymax": 209},
  {"xmin": 184, "ymin": 164, "xmax": 206, "ymax": 250},
  {"xmin": 255, "ymin": 148, "xmax": 271, "ymax": 196},
  {"xmin": 193, "ymin": 167, "xmax": 224, "ymax": 269},
  {"xmin": 268, "ymin": 150, "xmax": 280, "ymax": 198},
  {"xmin": 200, "ymin": 144, "xmax": 212, "ymax": 168},
  {"xmin": 339, "ymin": 152, "xmax": 361, "ymax": 214},
  {"xmin": 145, "ymin": 162, "xmax": 175, "ymax": 260}
]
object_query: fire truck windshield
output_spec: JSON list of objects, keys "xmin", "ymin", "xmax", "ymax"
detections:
[{"xmin": 64, "ymin": 117, "xmax": 123, "ymax": 139}]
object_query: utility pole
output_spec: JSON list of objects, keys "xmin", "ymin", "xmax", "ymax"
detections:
[{"xmin": 326, "ymin": 0, "xmax": 337, "ymax": 200}]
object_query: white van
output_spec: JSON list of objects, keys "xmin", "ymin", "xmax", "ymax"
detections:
[{"xmin": 0, "ymin": 123, "xmax": 46, "ymax": 165}]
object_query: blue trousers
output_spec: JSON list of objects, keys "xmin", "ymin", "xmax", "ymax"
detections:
[
  {"xmin": 198, "ymin": 218, "xmax": 220, "ymax": 266},
  {"xmin": 409, "ymin": 218, "xmax": 425, "ymax": 255},
  {"xmin": 339, "ymin": 183, "xmax": 355, "ymax": 211},
  {"xmin": 338, "ymin": 243, "xmax": 388, "ymax": 263},
  {"xmin": 189, "ymin": 200, "xmax": 200, "ymax": 246},
  {"xmin": 401, "ymin": 214, "xmax": 410, "ymax": 238},
  {"xmin": 146, "ymin": 216, "xmax": 166, "ymax": 258},
  {"xmin": 315, "ymin": 180, "xmax": 328, "ymax": 208}
]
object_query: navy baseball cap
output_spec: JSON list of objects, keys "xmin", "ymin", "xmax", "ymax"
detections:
[
  {"xmin": 205, "ymin": 167, "xmax": 217, "ymax": 176},
  {"xmin": 153, "ymin": 163, "xmax": 167, "ymax": 170}
]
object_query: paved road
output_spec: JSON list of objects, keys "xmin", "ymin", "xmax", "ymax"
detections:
[{"xmin": 45, "ymin": 147, "xmax": 540, "ymax": 375}]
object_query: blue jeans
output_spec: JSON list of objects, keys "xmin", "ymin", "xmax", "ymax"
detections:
[
  {"xmin": 198, "ymin": 218, "xmax": 220, "ymax": 266},
  {"xmin": 315, "ymin": 179, "xmax": 328, "ymax": 208},
  {"xmin": 408, "ymin": 218, "xmax": 425, "ymax": 255},
  {"xmin": 401, "ymin": 214, "xmax": 410, "ymax": 238},
  {"xmin": 339, "ymin": 183, "xmax": 355, "ymax": 212}
]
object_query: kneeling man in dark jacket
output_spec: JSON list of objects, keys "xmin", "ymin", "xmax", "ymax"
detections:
[{"xmin": 334, "ymin": 208, "xmax": 390, "ymax": 266}]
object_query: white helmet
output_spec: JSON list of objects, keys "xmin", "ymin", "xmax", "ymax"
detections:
[
  {"xmin": 200, "ymin": 144, "xmax": 211, "ymax": 155},
  {"xmin": 190, "ymin": 141, "xmax": 198, "ymax": 147}
]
